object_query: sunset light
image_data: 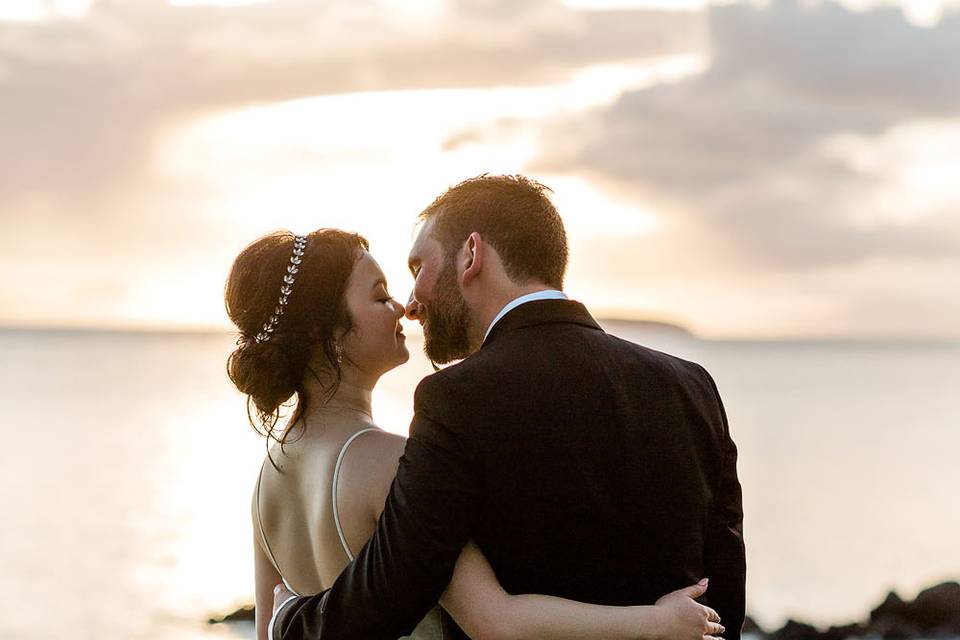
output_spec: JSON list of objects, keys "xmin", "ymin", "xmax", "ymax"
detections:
[
  {"xmin": 1, "ymin": 0, "xmax": 958, "ymax": 338},
  {"xmin": 3, "ymin": 3, "xmax": 960, "ymax": 640}
]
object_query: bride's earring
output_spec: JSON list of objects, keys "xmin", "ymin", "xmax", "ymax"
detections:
[{"xmin": 334, "ymin": 341, "xmax": 343, "ymax": 364}]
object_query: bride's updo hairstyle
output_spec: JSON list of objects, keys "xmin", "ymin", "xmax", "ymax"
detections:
[{"xmin": 225, "ymin": 229, "xmax": 369, "ymax": 451}]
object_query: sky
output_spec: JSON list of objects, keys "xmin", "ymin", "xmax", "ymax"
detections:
[{"xmin": 1, "ymin": 0, "xmax": 958, "ymax": 339}]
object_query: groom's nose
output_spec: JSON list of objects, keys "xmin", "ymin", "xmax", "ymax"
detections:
[{"xmin": 405, "ymin": 292, "xmax": 424, "ymax": 323}]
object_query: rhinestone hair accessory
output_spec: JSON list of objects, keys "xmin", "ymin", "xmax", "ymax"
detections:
[{"xmin": 255, "ymin": 235, "xmax": 307, "ymax": 343}]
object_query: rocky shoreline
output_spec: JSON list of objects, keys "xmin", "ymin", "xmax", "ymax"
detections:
[
  {"xmin": 208, "ymin": 605, "xmax": 254, "ymax": 624},
  {"xmin": 210, "ymin": 581, "xmax": 960, "ymax": 639},
  {"xmin": 744, "ymin": 582, "xmax": 960, "ymax": 639}
]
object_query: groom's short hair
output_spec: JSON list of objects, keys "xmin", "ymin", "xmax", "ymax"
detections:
[{"xmin": 418, "ymin": 174, "xmax": 568, "ymax": 289}]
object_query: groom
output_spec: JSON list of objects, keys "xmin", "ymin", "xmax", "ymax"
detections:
[{"xmin": 272, "ymin": 175, "xmax": 746, "ymax": 639}]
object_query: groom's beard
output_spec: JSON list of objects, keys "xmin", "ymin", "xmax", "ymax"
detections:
[{"xmin": 422, "ymin": 260, "xmax": 472, "ymax": 365}]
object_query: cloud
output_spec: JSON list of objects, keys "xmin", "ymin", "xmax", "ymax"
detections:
[
  {"xmin": 536, "ymin": 0, "xmax": 960, "ymax": 270},
  {"xmin": 708, "ymin": 0, "xmax": 960, "ymax": 115},
  {"xmin": 0, "ymin": 0, "xmax": 703, "ymax": 327},
  {"xmin": 0, "ymin": 0, "xmax": 702, "ymax": 206},
  {"xmin": 4, "ymin": 0, "xmax": 955, "ymax": 336}
]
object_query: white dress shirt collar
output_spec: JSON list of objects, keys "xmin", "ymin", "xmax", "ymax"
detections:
[{"xmin": 483, "ymin": 289, "xmax": 568, "ymax": 343}]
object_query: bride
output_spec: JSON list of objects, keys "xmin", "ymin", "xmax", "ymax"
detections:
[{"xmin": 225, "ymin": 229, "xmax": 726, "ymax": 640}]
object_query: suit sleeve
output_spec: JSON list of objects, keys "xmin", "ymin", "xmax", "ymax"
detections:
[
  {"xmin": 701, "ymin": 370, "xmax": 746, "ymax": 639},
  {"xmin": 273, "ymin": 377, "xmax": 482, "ymax": 640}
]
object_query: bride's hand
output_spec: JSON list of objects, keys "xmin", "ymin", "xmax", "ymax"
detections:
[{"xmin": 653, "ymin": 579, "xmax": 725, "ymax": 640}]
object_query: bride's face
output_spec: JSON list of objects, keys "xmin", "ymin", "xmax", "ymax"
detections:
[{"xmin": 339, "ymin": 251, "xmax": 410, "ymax": 378}]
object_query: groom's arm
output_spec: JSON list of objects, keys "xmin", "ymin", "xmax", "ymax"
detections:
[
  {"xmin": 273, "ymin": 377, "xmax": 481, "ymax": 640},
  {"xmin": 701, "ymin": 371, "xmax": 746, "ymax": 640}
]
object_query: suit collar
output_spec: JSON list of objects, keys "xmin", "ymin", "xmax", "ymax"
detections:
[
  {"xmin": 481, "ymin": 298, "xmax": 602, "ymax": 348},
  {"xmin": 483, "ymin": 289, "xmax": 567, "ymax": 342}
]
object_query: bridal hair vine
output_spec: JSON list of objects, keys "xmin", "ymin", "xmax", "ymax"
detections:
[{"xmin": 255, "ymin": 235, "xmax": 308, "ymax": 344}]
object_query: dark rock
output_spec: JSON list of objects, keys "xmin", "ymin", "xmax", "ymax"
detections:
[
  {"xmin": 819, "ymin": 622, "xmax": 868, "ymax": 640},
  {"xmin": 912, "ymin": 582, "xmax": 960, "ymax": 631},
  {"xmin": 868, "ymin": 582, "xmax": 960, "ymax": 637},
  {"xmin": 875, "ymin": 618, "xmax": 922, "ymax": 639},
  {"xmin": 743, "ymin": 614, "xmax": 768, "ymax": 637},
  {"xmin": 871, "ymin": 591, "xmax": 909, "ymax": 623},
  {"xmin": 208, "ymin": 604, "xmax": 255, "ymax": 624},
  {"xmin": 771, "ymin": 619, "xmax": 821, "ymax": 640},
  {"xmin": 753, "ymin": 611, "xmax": 871, "ymax": 640},
  {"xmin": 870, "ymin": 590, "xmax": 920, "ymax": 639}
]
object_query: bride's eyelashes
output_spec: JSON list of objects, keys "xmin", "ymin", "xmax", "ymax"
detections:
[{"xmin": 375, "ymin": 281, "xmax": 397, "ymax": 305}]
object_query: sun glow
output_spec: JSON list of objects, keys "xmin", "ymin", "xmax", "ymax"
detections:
[{"xmin": 150, "ymin": 57, "xmax": 698, "ymax": 328}]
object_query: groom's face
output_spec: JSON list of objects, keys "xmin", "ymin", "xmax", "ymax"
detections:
[{"xmin": 406, "ymin": 222, "xmax": 472, "ymax": 364}]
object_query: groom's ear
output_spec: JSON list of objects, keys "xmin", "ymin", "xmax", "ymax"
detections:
[{"xmin": 460, "ymin": 232, "xmax": 483, "ymax": 287}]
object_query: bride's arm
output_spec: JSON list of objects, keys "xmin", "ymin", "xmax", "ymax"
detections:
[
  {"xmin": 440, "ymin": 542, "xmax": 723, "ymax": 640},
  {"xmin": 254, "ymin": 535, "xmax": 283, "ymax": 640}
]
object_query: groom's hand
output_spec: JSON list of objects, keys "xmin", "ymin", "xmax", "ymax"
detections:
[{"xmin": 273, "ymin": 583, "xmax": 296, "ymax": 617}]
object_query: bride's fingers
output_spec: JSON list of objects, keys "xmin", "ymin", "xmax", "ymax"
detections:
[
  {"xmin": 703, "ymin": 636, "xmax": 724, "ymax": 640},
  {"xmin": 705, "ymin": 606, "xmax": 721, "ymax": 623}
]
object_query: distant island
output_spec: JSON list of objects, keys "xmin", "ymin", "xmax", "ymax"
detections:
[{"xmin": 597, "ymin": 317, "xmax": 697, "ymax": 340}]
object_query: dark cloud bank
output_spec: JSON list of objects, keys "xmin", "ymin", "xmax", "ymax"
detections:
[{"xmin": 536, "ymin": 0, "xmax": 960, "ymax": 272}]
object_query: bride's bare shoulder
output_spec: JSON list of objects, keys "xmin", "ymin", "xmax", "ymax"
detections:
[
  {"xmin": 346, "ymin": 428, "xmax": 406, "ymax": 472},
  {"xmin": 337, "ymin": 427, "xmax": 407, "ymax": 516}
]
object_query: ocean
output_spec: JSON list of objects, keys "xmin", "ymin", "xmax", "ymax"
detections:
[{"xmin": 1, "ymin": 326, "xmax": 957, "ymax": 639}]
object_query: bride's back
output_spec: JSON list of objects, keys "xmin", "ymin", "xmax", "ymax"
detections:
[{"xmin": 253, "ymin": 417, "xmax": 373, "ymax": 593}]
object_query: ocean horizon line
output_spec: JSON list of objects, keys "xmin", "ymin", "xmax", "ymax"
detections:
[{"xmin": 2, "ymin": 322, "xmax": 957, "ymax": 348}]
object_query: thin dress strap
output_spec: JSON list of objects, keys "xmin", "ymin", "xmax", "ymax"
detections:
[
  {"xmin": 332, "ymin": 428, "xmax": 380, "ymax": 561},
  {"xmin": 255, "ymin": 459, "xmax": 298, "ymax": 594}
]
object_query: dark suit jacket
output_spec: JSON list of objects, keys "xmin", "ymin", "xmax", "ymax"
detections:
[{"xmin": 274, "ymin": 299, "xmax": 746, "ymax": 639}]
